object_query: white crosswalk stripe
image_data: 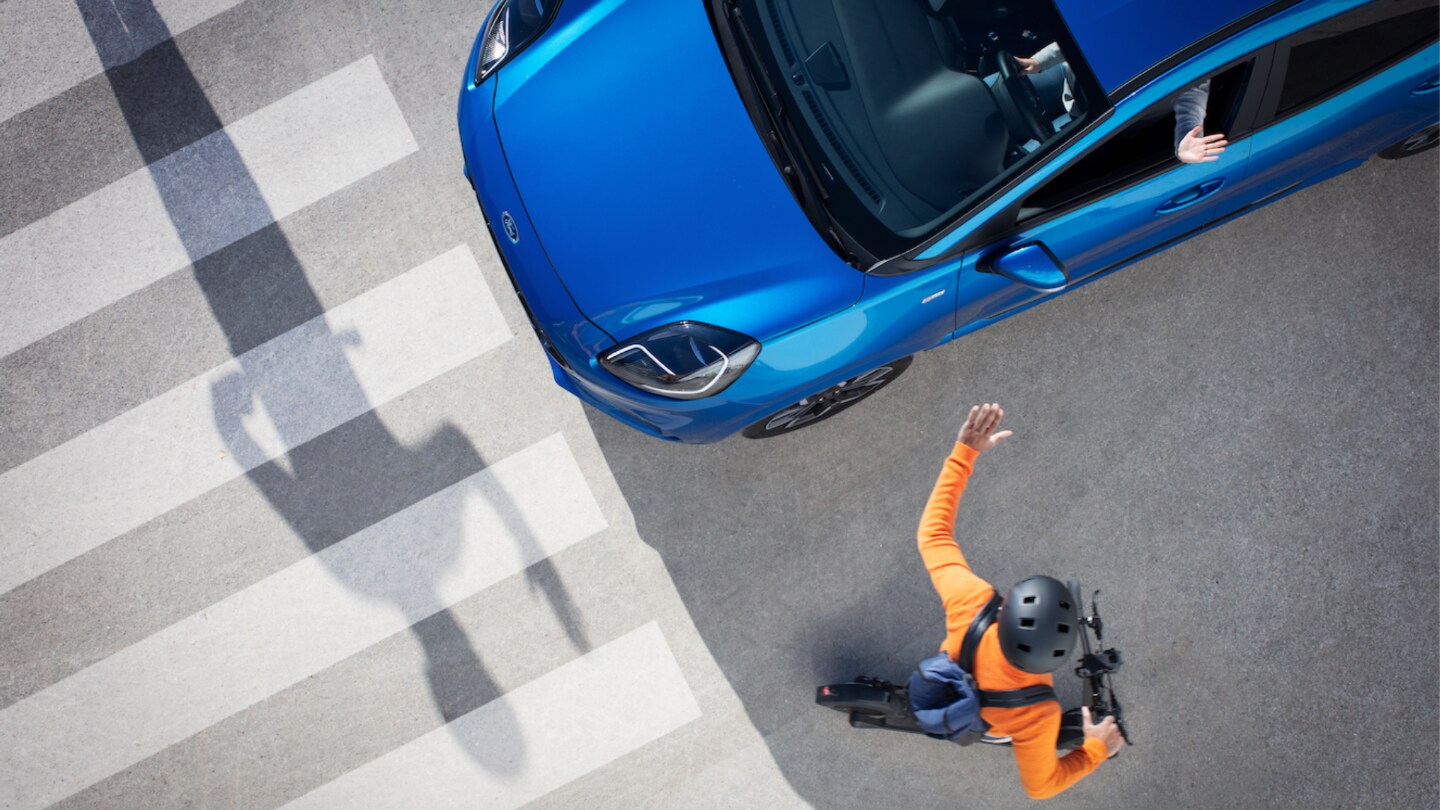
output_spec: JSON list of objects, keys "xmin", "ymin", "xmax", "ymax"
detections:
[
  {"xmin": 0, "ymin": 5, "xmax": 802, "ymax": 808},
  {"xmin": 0, "ymin": 433, "xmax": 607, "ymax": 810},
  {"xmin": 283, "ymin": 622, "xmax": 703, "ymax": 810},
  {"xmin": 0, "ymin": 55, "xmax": 417, "ymax": 358},
  {"xmin": 0, "ymin": 243, "xmax": 510, "ymax": 596},
  {"xmin": 0, "ymin": 0, "xmax": 253, "ymax": 124}
]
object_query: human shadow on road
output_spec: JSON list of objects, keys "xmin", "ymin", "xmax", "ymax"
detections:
[{"xmin": 78, "ymin": 0, "xmax": 588, "ymax": 779}]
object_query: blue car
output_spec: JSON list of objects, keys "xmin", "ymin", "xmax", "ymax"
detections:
[{"xmin": 458, "ymin": 0, "xmax": 1438, "ymax": 443}]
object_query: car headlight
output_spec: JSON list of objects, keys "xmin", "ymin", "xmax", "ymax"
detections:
[
  {"xmin": 474, "ymin": 0, "xmax": 562, "ymax": 85},
  {"xmin": 599, "ymin": 322, "xmax": 761, "ymax": 400}
]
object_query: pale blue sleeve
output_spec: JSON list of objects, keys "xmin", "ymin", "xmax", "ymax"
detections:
[
  {"xmin": 1173, "ymin": 80, "xmax": 1211, "ymax": 153},
  {"xmin": 1031, "ymin": 42, "xmax": 1065, "ymax": 72}
]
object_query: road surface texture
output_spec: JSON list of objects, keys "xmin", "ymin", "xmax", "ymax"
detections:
[{"xmin": 1, "ymin": 1, "xmax": 1435, "ymax": 808}]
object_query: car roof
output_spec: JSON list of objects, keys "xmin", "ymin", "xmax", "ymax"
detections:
[{"xmin": 1054, "ymin": 0, "xmax": 1287, "ymax": 94}]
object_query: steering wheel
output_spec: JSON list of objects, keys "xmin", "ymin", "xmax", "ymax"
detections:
[{"xmin": 994, "ymin": 49, "xmax": 1054, "ymax": 144}]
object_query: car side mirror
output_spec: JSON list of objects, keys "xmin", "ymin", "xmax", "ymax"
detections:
[{"xmin": 980, "ymin": 242, "xmax": 1068, "ymax": 291}]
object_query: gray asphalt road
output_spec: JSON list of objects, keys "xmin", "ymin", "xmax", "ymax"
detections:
[
  {"xmin": 0, "ymin": 1, "xmax": 1435, "ymax": 808},
  {"xmin": 588, "ymin": 151, "xmax": 1440, "ymax": 808}
]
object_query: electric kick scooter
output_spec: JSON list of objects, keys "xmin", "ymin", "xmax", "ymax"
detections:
[{"xmin": 816, "ymin": 580, "xmax": 1131, "ymax": 752}]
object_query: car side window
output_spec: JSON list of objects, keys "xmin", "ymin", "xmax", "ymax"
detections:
[
  {"xmin": 1265, "ymin": 0, "xmax": 1439, "ymax": 122},
  {"xmin": 1018, "ymin": 60, "xmax": 1255, "ymax": 220}
]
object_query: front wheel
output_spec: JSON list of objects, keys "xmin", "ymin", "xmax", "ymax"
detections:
[
  {"xmin": 1378, "ymin": 124, "xmax": 1438, "ymax": 159},
  {"xmin": 1066, "ymin": 579, "xmax": 1084, "ymax": 615},
  {"xmin": 743, "ymin": 356, "xmax": 914, "ymax": 439}
]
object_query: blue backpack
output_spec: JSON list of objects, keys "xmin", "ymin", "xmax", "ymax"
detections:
[{"xmin": 908, "ymin": 591, "xmax": 1058, "ymax": 745}]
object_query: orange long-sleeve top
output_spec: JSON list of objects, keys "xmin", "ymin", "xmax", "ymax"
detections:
[{"xmin": 917, "ymin": 441, "xmax": 1109, "ymax": 800}]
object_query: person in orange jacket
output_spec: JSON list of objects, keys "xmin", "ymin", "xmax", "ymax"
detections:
[{"xmin": 917, "ymin": 402, "xmax": 1123, "ymax": 799}]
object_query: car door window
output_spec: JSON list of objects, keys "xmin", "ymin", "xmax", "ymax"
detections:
[
  {"xmin": 1018, "ymin": 60, "xmax": 1257, "ymax": 221},
  {"xmin": 1263, "ymin": 0, "xmax": 1439, "ymax": 124}
]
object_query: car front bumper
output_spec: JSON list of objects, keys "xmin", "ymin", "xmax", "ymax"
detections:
[{"xmin": 458, "ymin": 41, "xmax": 926, "ymax": 443}]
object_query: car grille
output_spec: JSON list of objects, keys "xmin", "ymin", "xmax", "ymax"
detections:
[{"xmin": 477, "ymin": 205, "xmax": 571, "ymax": 371}]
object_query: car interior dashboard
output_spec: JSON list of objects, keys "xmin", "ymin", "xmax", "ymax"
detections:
[{"xmin": 740, "ymin": 0, "xmax": 1091, "ymax": 245}]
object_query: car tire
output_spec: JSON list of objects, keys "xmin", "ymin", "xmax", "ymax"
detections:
[
  {"xmin": 1377, "ymin": 124, "xmax": 1439, "ymax": 159},
  {"xmin": 742, "ymin": 355, "xmax": 914, "ymax": 439}
]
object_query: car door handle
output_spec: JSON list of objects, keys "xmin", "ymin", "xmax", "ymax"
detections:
[
  {"xmin": 1412, "ymin": 75, "xmax": 1440, "ymax": 95},
  {"xmin": 1156, "ymin": 178, "xmax": 1225, "ymax": 214}
]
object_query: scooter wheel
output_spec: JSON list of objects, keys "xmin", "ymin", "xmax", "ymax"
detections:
[{"xmin": 815, "ymin": 682, "xmax": 895, "ymax": 716}]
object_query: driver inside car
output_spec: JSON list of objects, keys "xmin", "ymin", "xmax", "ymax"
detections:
[{"xmin": 1016, "ymin": 43, "xmax": 1229, "ymax": 163}]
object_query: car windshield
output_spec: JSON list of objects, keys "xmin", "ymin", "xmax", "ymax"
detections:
[{"xmin": 714, "ymin": 0, "xmax": 1097, "ymax": 260}]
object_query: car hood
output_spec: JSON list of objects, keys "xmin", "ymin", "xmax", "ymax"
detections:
[{"xmin": 491, "ymin": 0, "xmax": 860, "ymax": 343}]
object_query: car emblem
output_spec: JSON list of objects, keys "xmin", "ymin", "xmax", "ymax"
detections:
[{"xmin": 501, "ymin": 211, "xmax": 520, "ymax": 244}]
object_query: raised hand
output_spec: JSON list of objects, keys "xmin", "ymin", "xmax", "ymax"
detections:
[
  {"xmin": 958, "ymin": 402, "xmax": 1013, "ymax": 453},
  {"xmin": 1177, "ymin": 125, "xmax": 1228, "ymax": 163}
]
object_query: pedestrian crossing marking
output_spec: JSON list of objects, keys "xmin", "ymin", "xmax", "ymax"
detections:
[
  {"xmin": 0, "ymin": 432, "xmax": 604, "ymax": 810},
  {"xmin": 282, "ymin": 621, "xmax": 702, "ymax": 810},
  {"xmin": 0, "ymin": 244, "xmax": 510, "ymax": 597},
  {"xmin": 0, "ymin": 0, "xmax": 254, "ymax": 123},
  {"xmin": 0, "ymin": 4, "xmax": 803, "ymax": 808},
  {"xmin": 0, "ymin": 55, "xmax": 417, "ymax": 358}
]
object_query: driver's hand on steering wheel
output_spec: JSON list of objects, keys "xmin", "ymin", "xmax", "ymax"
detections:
[{"xmin": 1014, "ymin": 55, "xmax": 1041, "ymax": 74}]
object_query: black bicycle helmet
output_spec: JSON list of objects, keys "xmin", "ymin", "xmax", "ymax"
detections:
[{"xmin": 997, "ymin": 576, "xmax": 1079, "ymax": 674}]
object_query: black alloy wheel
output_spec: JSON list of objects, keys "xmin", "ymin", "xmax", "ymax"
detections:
[
  {"xmin": 742, "ymin": 356, "xmax": 913, "ymax": 439},
  {"xmin": 1378, "ymin": 123, "xmax": 1439, "ymax": 159}
]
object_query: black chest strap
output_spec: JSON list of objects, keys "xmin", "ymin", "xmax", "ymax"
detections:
[
  {"xmin": 979, "ymin": 684, "xmax": 1057, "ymax": 708},
  {"xmin": 958, "ymin": 591, "xmax": 1004, "ymax": 674}
]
